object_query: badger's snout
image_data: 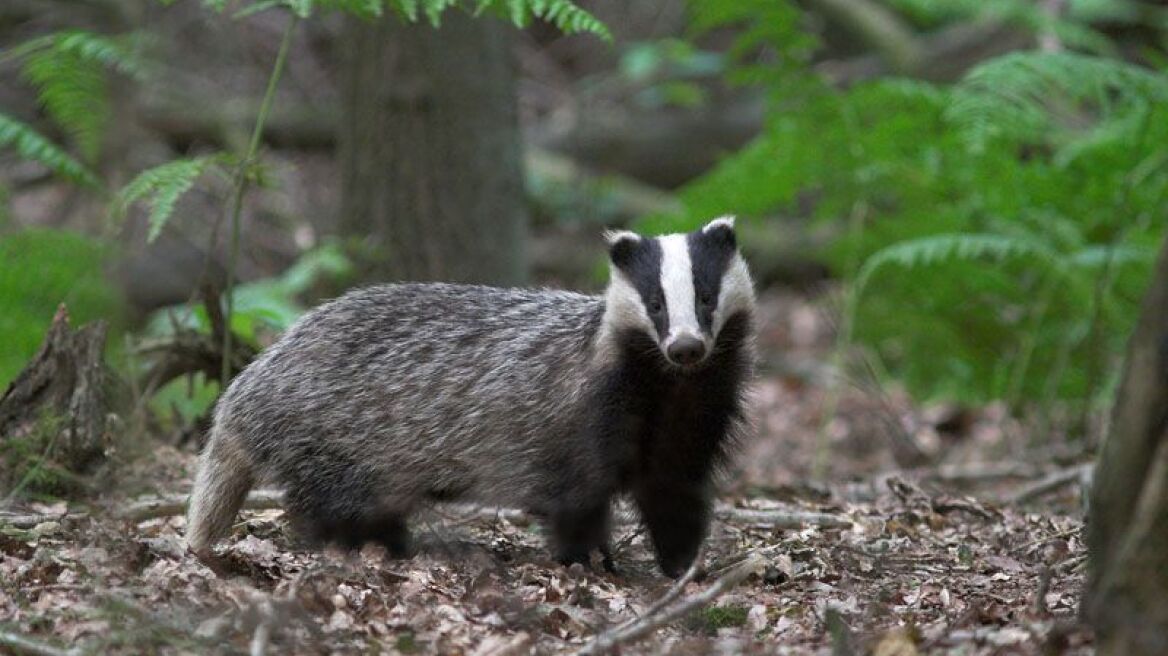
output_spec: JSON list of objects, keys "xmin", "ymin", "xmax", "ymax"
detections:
[{"xmin": 666, "ymin": 335, "xmax": 707, "ymax": 366}]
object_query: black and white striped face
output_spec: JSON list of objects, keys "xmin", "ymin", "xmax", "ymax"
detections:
[{"xmin": 603, "ymin": 216, "xmax": 755, "ymax": 369}]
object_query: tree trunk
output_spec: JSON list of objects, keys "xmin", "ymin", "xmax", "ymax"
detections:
[
  {"xmin": 1087, "ymin": 233, "xmax": 1168, "ymax": 654},
  {"xmin": 338, "ymin": 11, "xmax": 528, "ymax": 286}
]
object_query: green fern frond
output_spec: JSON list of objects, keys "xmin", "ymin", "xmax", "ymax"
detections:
[
  {"xmin": 423, "ymin": 0, "xmax": 461, "ymax": 24},
  {"xmin": 114, "ymin": 156, "xmax": 222, "ymax": 242},
  {"xmin": 853, "ymin": 233, "xmax": 1068, "ymax": 295},
  {"xmin": 23, "ymin": 50, "xmax": 108, "ymax": 163},
  {"xmin": 947, "ymin": 52, "xmax": 1168, "ymax": 147},
  {"xmin": 4, "ymin": 31, "xmax": 143, "ymax": 78},
  {"xmin": 0, "ymin": 113, "xmax": 99, "ymax": 187},
  {"xmin": 885, "ymin": 0, "xmax": 1114, "ymax": 54},
  {"xmin": 476, "ymin": 0, "xmax": 611, "ymax": 41},
  {"xmin": 10, "ymin": 31, "xmax": 144, "ymax": 163}
]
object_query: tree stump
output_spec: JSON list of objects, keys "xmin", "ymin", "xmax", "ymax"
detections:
[{"xmin": 0, "ymin": 305, "xmax": 114, "ymax": 477}]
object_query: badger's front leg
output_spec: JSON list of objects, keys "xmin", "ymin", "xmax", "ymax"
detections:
[{"xmin": 634, "ymin": 481, "xmax": 711, "ymax": 578}]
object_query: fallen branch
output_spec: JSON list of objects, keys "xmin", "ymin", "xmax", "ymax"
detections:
[
  {"xmin": 120, "ymin": 489, "xmax": 282, "ymax": 523},
  {"xmin": 575, "ymin": 552, "xmax": 765, "ymax": 655},
  {"xmin": 249, "ymin": 598, "xmax": 275, "ymax": 656},
  {"xmin": 719, "ymin": 508, "xmax": 852, "ymax": 529},
  {"xmin": 1004, "ymin": 464, "xmax": 1092, "ymax": 505},
  {"xmin": 922, "ymin": 462, "xmax": 1043, "ymax": 483},
  {"xmin": 614, "ymin": 548, "xmax": 705, "ymax": 633},
  {"xmin": 0, "ymin": 512, "xmax": 84, "ymax": 529},
  {"xmin": 0, "ymin": 630, "xmax": 82, "ymax": 656}
]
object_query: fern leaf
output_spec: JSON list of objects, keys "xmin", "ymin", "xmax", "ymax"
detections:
[
  {"xmin": 12, "ymin": 31, "xmax": 144, "ymax": 163},
  {"xmin": 948, "ymin": 52, "xmax": 1168, "ymax": 147},
  {"xmin": 49, "ymin": 31, "xmax": 144, "ymax": 79},
  {"xmin": 853, "ymin": 233, "xmax": 1069, "ymax": 296},
  {"xmin": 0, "ymin": 113, "xmax": 99, "ymax": 187},
  {"xmin": 115, "ymin": 156, "xmax": 220, "ymax": 242},
  {"xmin": 472, "ymin": 0, "xmax": 610, "ymax": 40},
  {"xmin": 397, "ymin": 0, "xmax": 419, "ymax": 20},
  {"xmin": 418, "ymin": 0, "xmax": 459, "ymax": 25},
  {"xmin": 23, "ymin": 50, "xmax": 108, "ymax": 163}
]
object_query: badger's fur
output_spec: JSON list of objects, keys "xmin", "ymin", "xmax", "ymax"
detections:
[{"xmin": 187, "ymin": 217, "xmax": 755, "ymax": 577}]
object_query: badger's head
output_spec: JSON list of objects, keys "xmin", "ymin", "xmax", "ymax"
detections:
[{"xmin": 601, "ymin": 216, "xmax": 755, "ymax": 370}]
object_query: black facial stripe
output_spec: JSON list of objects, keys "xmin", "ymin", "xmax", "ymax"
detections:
[
  {"xmin": 612, "ymin": 237, "xmax": 668, "ymax": 339},
  {"xmin": 687, "ymin": 228, "xmax": 736, "ymax": 334}
]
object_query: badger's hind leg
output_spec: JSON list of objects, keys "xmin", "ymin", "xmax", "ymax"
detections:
[
  {"xmin": 550, "ymin": 502, "xmax": 612, "ymax": 570},
  {"xmin": 282, "ymin": 469, "xmax": 415, "ymax": 558},
  {"xmin": 320, "ymin": 513, "xmax": 413, "ymax": 557}
]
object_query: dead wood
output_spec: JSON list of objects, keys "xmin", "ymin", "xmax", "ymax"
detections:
[
  {"xmin": 1004, "ymin": 464, "xmax": 1091, "ymax": 505},
  {"xmin": 134, "ymin": 285, "xmax": 256, "ymax": 401},
  {"xmin": 0, "ymin": 630, "xmax": 81, "ymax": 656},
  {"xmin": 575, "ymin": 552, "xmax": 765, "ymax": 655},
  {"xmin": 0, "ymin": 305, "xmax": 117, "ymax": 475}
]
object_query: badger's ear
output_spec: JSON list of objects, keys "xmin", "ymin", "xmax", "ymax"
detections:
[
  {"xmin": 603, "ymin": 229, "xmax": 641, "ymax": 268},
  {"xmin": 701, "ymin": 215, "xmax": 737, "ymax": 248}
]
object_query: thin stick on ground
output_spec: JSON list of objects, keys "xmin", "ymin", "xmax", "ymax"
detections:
[
  {"xmin": 613, "ymin": 548, "xmax": 705, "ymax": 632},
  {"xmin": 0, "ymin": 631, "xmax": 81, "ymax": 656},
  {"xmin": 575, "ymin": 552, "xmax": 765, "ymax": 656},
  {"xmin": 249, "ymin": 598, "xmax": 275, "ymax": 656},
  {"xmin": 719, "ymin": 508, "xmax": 852, "ymax": 529},
  {"xmin": 1004, "ymin": 464, "xmax": 1092, "ymax": 505},
  {"xmin": 119, "ymin": 489, "xmax": 283, "ymax": 522}
]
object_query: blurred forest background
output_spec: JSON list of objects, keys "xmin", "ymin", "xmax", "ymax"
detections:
[{"xmin": 2, "ymin": 0, "xmax": 1168, "ymax": 654}]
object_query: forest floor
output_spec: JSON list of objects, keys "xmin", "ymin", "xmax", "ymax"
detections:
[{"xmin": 0, "ymin": 292, "xmax": 1095, "ymax": 655}]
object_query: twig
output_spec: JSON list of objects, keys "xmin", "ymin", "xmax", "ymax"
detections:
[
  {"xmin": 1012, "ymin": 526, "xmax": 1083, "ymax": 555},
  {"xmin": 921, "ymin": 462, "xmax": 1043, "ymax": 483},
  {"xmin": 0, "ymin": 631, "xmax": 81, "ymax": 656},
  {"xmin": 249, "ymin": 598, "xmax": 275, "ymax": 656},
  {"xmin": 1004, "ymin": 464, "xmax": 1092, "ymax": 505},
  {"xmin": 719, "ymin": 508, "xmax": 852, "ymax": 529},
  {"xmin": 613, "ymin": 548, "xmax": 705, "ymax": 632},
  {"xmin": 0, "ymin": 512, "xmax": 83, "ymax": 529},
  {"xmin": 119, "ymin": 489, "xmax": 283, "ymax": 522},
  {"xmin": 1033, "ymin": 565, "xmax": 1054, "ymax": 615},
  {"xmin": 575, "ymin": 552, "xmax": 764, "ymax": 655}
]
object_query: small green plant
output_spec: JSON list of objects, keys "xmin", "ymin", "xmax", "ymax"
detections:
[
  {"xmin": 0, "ymin": 411, "xmax": 76, "ymax": 500},
  {"xmin": 0, "ymin": 229, "xmax": 124, "ymax": 386},
  {"xmin": 0, "ymin": 30, "xmax": 144, "ymax": 185},
  {"xmin": 687, "ymin": 604, "xmax": 749, "ymax": 635}
]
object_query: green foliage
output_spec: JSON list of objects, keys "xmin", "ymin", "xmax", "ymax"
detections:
[
  {"xmin": 0, "ymin": 229, "xmax": 124, "ymax": 387},
  {"xmin": 4, "ymin": 30, "xmax": 143, "ymax": 164},
  {"xmin": 664, "ymin": 0, "xmax": 1168, "ymax": 409},
  {"xmin": 209, "ymin": 0, "xmax": 610, "ymax": 39},
  {"xmin": 0, "ymin": 115, "xmax": 98, "ymax": 187},
  {"xmin": 114, "ymin": 156, "xmax": 226, "ymax": 242},
  {"xmin": 0, "ymin": 412, "xmax": 78, "ymax": 500},
  {"xmin": 886, "ymin": 0, "xmax": 1114, "ymax": 53},
  {"xmin": 687, "ymin": 604, "xmax": 749, "ymax": 635},
  {"xmin": 142, "ymin": 242, "xmax": 352, "ymax": 422},
  {"xmin": 687, "ymin": 0, "xmax": 816, "ymax": 89}
]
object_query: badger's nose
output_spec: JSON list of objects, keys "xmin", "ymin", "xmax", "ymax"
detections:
[{"xmin": 667, "ymin": 336, "xmax": 707, "ymax": 366}]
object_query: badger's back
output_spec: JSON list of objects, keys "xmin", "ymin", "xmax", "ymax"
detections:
[{"xmin": 219, "ymin": 283, "xmax": 606, "ymax": 513}]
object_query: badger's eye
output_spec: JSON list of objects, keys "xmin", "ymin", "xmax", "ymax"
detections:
[
  {"xmin": 699, "ymin": 293, "xmax": 713, "ymax": 308},
  {"xmin": 649, "ymin": 299, "xmax": 664, "ymax": 314}
]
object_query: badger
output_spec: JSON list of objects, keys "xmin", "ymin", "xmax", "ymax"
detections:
[{"xmin": 186, "ymin": 216, "xmax": 755, "ymax": 577}]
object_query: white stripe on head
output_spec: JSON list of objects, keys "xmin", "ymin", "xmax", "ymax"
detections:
[
  {"xmin": 702, "ymin": 215, "xmax": 736, "ymax": 234},
  {"xmin": 658, "ymin": 234, "xmax": 703, "ymax": 345},
  {"xmin": 714, "ymin": 253, "xmax": 756, "ymax": 335}
]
